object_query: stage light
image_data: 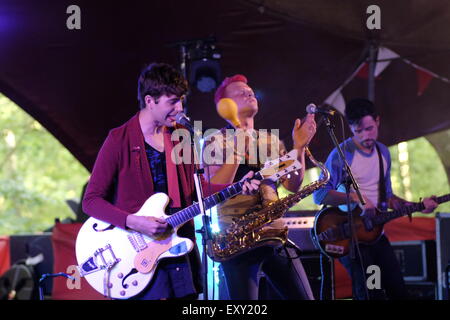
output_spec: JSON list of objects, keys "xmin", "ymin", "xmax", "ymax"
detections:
[{"xmin": 187, "ymin": 40, "xmax": 221, "ymax": 93}]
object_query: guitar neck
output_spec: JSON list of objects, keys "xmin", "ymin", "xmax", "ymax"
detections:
[
  {"xmin": 165, "ymin": 171, "xmax": 263, "ymax": 228},
  {"xmin": 373, "ymin": 193, "xmax": 450, "ymax": 226}
]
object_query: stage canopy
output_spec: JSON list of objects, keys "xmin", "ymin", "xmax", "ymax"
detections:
[{"xmin": 1, "ymin": 0, "xmax": 450, "ymax": 169}]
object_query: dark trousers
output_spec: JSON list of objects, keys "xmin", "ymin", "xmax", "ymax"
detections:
[
  {"xmin": 131, "ymin": 255, "xmax": 198, "ymax": 300},
  {"xmin": 339, "ymin": 234, "xmax": 407, "ymax": 300},
  {"xmin": 220, "ymin": 246, "xmax": 315, "ymax": 300}
]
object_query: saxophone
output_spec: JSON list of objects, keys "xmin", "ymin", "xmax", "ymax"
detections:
[{"xmin": 207, "ymin": 147, "xmax": 330, "ymax": 262}]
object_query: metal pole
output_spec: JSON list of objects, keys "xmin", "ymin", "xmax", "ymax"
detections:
[
  {"xmin": 179, "ymin": 44, "xmax": 189, "ymax": 114},
  {"xmin": 368, "ymin": 41, "xmax": 378, "ymax": 102}
]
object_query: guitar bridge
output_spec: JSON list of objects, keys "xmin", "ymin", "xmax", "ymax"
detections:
[{"xmin": 78, "ymin": 244, "xmax": 120, "ymax": 277}]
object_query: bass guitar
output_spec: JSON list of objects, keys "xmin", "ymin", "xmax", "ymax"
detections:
[
  {"xmin": 312, "ymin": 194, "xmax": 450, "ymax": 258},
  {"xmin": 75, "ymin": 149, "xmax": 301, "ymax": 299}
]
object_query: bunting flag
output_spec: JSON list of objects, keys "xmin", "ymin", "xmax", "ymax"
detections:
[
  {"xmin": 324, "ymin": 89, "xmax": 346, "ymax": 115},
  {"xmin": 402, "ymin": 58, "xmax": 450, "ymax": 96},
  {"xmin": 375, "ymin": 47, "xmax": 399, "ymax": 76},
  {"xmin": 355, "ymin": 62, "xmax": 369, "ymax": 79},
  {"xmin": 416, "ymin": 69, "xmax": 434, "ymax": 96},
  {"xmin": 322, "ymin": 46, "xmax": 450, "ymax": 113},
  {"xmin": 356, "ymin": 47, "xmax": 399, "ymax": 79}
]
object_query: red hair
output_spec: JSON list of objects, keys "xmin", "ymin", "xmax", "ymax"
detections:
[{"xmin": 214, "ymin": 74, "xmax": 248, "ymax": 104}]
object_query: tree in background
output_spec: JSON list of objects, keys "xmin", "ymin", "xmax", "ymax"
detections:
[
  {"xmin": 0, "ymin": 94, "xmax": 89, "ymax": 235},
  {"xmin": 390, "ymin": 137, "xmax": 450, "ymax": 216}
]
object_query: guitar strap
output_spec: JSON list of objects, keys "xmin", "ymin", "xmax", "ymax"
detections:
[{"xmin": 375, "ymin": 144, "xmax": 387, "ymax": 210}]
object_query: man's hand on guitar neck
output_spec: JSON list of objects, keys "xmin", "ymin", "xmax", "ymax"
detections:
[
  {"xmin": 421, "ymin": 196, "xmax": 438, "ymax": 213},
  {"xmin": 389, "ymin": 194, "xmax": 438, "ymax": 214}
]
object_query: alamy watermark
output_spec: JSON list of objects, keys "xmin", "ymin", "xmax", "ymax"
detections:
[
  {"xmin": 366, "ymin": 264, "xmax": 381, "ymax": 290},
  {"xmin": 366, "ymin": 5, "xmax": 381, "ymax": 30},
  {"xmin": 66, "ymin": 5, "xmax": 81, "ymax": 30},
  {"xmin": 171, "ymin": 121, "xmax": 281, "ymax": 166}
]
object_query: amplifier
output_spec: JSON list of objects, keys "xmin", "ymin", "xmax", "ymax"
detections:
[
  {"xmin": 282, "ymin": 216, "xmax": 318, "ymax": 252},
  {"xmin": 436, "ymin": 212, "xmax": 450, "ymax": 300},
  {"xmin": 391, "ymin": 240, "xmax": 436, "ymax": 282},
  {"xmin": 405, "ymin": 281, "xmax": 436, "ymax": 300},
  {"xmin": 255, "ymin": 252, "xmax": 333, "ymax": 300}
]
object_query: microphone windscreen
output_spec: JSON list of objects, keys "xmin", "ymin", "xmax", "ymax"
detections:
[
  {"xmin": 217, "ymin": 98, "xmax": 241, "ymax": 128},
  {"xmin": 175, "ymin": 112, "xmax": 187, "ymax": 124},
  {"xmin": 305, "ymin": 103, "xmax": 317, "ymax": 113}
]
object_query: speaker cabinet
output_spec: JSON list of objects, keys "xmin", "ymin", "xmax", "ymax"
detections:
[
  {"xmin": 405, "ymin": 281, "xmax": 436, "ymax": 300},
  {"xmin": 436, "ymin": 212, "xmax": 450, "ymax": 300},
  {"xmin": 256, "ymin": 253, "xmax": 333, "ymax": 300},
  {"xmin": 391, "ymin": 240, "xmax": 436, "ymax": 282},
  {"xmin": 300, "ymin": 253, "xmax": 334, "ymax": 300}
]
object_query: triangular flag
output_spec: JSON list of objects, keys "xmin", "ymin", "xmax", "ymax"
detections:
[
  {"xmin": 375, "ymin": 47, "xmax": 399, "ymax": 76},
  {"xmin": 324, "ymin": 89, "xmax": 345, "ymax": 115},
  {"xmin": 355, "ymin": 47, "xmax": 399, "ymax": 79},
  {"xmin": 356, "ymin": 63, "xmax": 369, "ymax": 79},
  {"xmin": 416, "ymin": 69, "xmax": 434, "ymax": 96}
]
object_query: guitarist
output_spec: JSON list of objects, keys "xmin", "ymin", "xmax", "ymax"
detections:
[
  {"xmin": 312, "ymin": 98, "xmax": 438, "ymax": 300},
  {"xmin": 82, "ymin": 63, "xmax": 261, "ymax": 300}
]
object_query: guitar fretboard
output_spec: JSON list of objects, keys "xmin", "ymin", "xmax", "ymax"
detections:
[
  {"xmin": 372, "ymin": 194, "xmax": 450, "ymax": 226},
  {"xmin": 165, "ymin": 172, "xmax": 263, "ymax": 228}
]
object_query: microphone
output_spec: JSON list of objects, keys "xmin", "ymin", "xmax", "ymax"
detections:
[
  {"xmin": 306, "ymin": 103, "xmax": 336, "ymax": 116},
  {"xmin": 175, "ymin": 112, "xmax": 194, "ymax": 133},
  {"xmin": 217, "ymin": 98, "xmax": 241, "ymax": 128}
]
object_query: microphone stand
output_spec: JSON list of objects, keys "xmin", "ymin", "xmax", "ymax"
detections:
[
  {"xmin": 39, "ymin": 272, "xmax": 75, "ymax": 300},
  {"xmin": 185, "ymin": 121, "xmax": 212, "ymax": 300},
  {"xmin": 320, "ymin": 114, "xmax": 369, "ymax": 299}
]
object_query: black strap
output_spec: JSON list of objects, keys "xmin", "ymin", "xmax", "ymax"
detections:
[{"xmin": 375, "ymin": 144, "xmax": 387, "ymax": 210}]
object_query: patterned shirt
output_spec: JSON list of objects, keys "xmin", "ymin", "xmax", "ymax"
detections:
[
  {"xmin": 145, "ymin": 142, "xmax": 168, "ymax": 195},
  {"xmin": 202, "ymin": 125, "xmax": 287, "ymax": 231}
]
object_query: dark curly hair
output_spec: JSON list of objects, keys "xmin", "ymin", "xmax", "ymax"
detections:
[
  {"xmin": 345, "ymin": 98, "xmax": 378, "ymax": 126},
  {"xmin": 137, "ymin": 63, "xmax": 188, "ymax": 109}
]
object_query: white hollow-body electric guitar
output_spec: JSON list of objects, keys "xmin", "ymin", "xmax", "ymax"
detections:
[{"xmin": 75, "ymin": 149, "xmax": 301, "ymax": 299}]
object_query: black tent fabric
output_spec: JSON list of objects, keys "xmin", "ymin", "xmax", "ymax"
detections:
[{"xmin": 1, "ymin": 0, "xmax": 450, "ymax": 170}]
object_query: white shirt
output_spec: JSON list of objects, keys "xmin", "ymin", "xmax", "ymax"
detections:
[{"xmin": 349, "ymin": 147, "xmax": 388, "ymax": 207}]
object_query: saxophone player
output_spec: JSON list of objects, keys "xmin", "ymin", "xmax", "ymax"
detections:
[{"xmin": 201, "ymin": 74, "xmax": 316, "ymax": 300}]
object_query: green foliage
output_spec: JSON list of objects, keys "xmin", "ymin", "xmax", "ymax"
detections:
[
  {"xmin": 0, "ymin": 94, "xmax": 89, "ymax": 235},
  {"xmin": 389, "ymin": 137, "xmax": 450, "ymax": 217}
]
